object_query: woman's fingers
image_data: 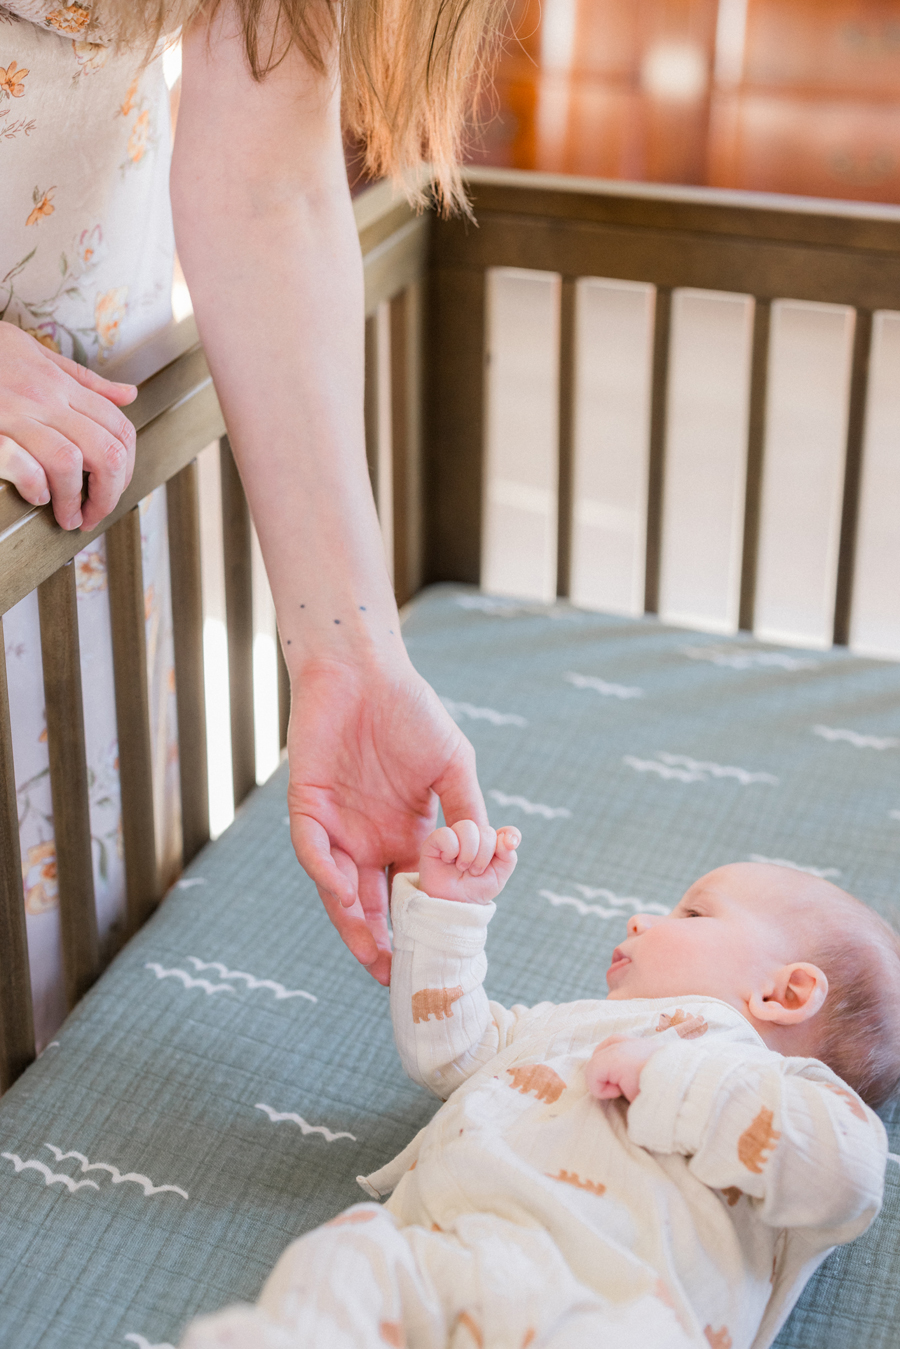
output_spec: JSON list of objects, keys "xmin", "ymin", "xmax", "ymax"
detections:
[
  {"xmin": 0, "ymin": 435, "xmax": 50, "ymax": 507},
  {"xmin": 40, "ymin": 345, "xmax": 138, "ymax": 406},
  {"xmin": 58, "ymin": 403, "xmax": 135, "ymax": 529},
  {"xmin": 15, "ymin": 421, "xmax": 86, "ymax": 529}
]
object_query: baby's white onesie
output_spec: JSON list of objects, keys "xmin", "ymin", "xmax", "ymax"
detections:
[{"xmin": 183, "ymin": 876, "xmax": 887, "ymax": 1349}]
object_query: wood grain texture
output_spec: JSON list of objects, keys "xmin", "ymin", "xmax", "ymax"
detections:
[
  {"xmin": 739, "ymin": 299, "xmax": 772, "ymax": 632},
  {"xmin": 219, "ymin": 438, "xmax": 255, "ymax": 810},
  {"xmin": 462, "ymin": 167, "xmax": 900, "ymax": 253},
  {"xmin": 556, "ymin": 277, "xmax": 577, "ymax": 599},
  {"xmin": 424, "ymin": 267, "xmax": 486, "ymax": 585},
  {"xmin": 644, "ymin": 288, "xmax": 672, "ymax": 614},
  {"xmin": 37, "ymin": 561, "xmax": 100, "ymax": 1007},
  {"xmin": 834, "ymin": 309, "xmax": 873, "ymax": 646},
  {"xmin": 106, "ymin": 507, "xmax": 160, "ymax": 936},
  {"xmin": 390, "ymin": 286, "xmax": 424, "ymax": 605},
  {"xmin": 166, "ymin": 461, "xmax": 210, "ymax": 865},
  {"xmin": 433, "ymin": 212, "xmax": 900, "ymax": 312},
  {"xmin": 0, "ymin": 618, "xmax": 35, "ymax": 1092}
]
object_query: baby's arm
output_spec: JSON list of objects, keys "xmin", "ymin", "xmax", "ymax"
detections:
[
  {"xmin": 390, "ymin": 822, "xmax": 529, "ymax": 1099},
  {"xmin": 621, "ymin": 1038, "xmax": 886, "ymax": 1242}
]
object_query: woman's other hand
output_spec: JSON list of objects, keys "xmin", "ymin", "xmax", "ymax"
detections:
[
  {"xmin": 0, "ymin": 322, "xmax": 137, "ymax": 531},
  {"xmin": 287, "ymin": 655, "xmax": 489, "ymax": 986}
]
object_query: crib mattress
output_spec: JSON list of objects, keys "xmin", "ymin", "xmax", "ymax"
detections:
[{"xmin": 0, "ymin": 584, "xmax": 898, "ymax": 1349}]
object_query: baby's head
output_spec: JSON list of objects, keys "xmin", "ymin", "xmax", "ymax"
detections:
[{"xmin": 606, "ymin": 862, "xmax": 900, "ymax": 1106}]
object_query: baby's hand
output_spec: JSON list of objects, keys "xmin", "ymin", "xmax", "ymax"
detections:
[
  {"xmin": 417, "ymin": 821, "xmax": 521, "ymax": 905},
  {"xmin": 585, "ymin": 1034, "xmax": 660, "ymax": 1103}
]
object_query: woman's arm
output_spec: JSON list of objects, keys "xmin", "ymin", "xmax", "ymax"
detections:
[{"xmin": 171, "ymin": 1, "xmax": 489, "ymax": 985}]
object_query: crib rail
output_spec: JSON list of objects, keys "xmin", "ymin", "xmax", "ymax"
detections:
[
  {"xmin": 426, "ymin": 169, "xmax": 900, "ymax": 653},
  {"xmin": 0, "ymin": 181, "xmax": 426, "ymax": 1091}
]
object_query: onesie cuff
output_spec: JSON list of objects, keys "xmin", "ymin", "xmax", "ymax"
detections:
[
  {"xmin": 391, "ymin": 873, "xmax": 495, "ymax": 958},
  {"xmin": 625, "ymin": 1038, "xmax": 708, "ymax": 1155}
]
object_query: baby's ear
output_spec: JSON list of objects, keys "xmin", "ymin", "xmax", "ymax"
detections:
[{"xmin": 749, "ymin": 963, "xmax": 828, "ymax": 1025}]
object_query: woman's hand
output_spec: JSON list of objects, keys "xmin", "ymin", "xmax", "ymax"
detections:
[
  {"xmin": 0, "ymin": 322, "xmax": 137, "ymax": 531},
  {"xmin": 287, "ymin": 655, "xmax": 489, "ymax": 986}
]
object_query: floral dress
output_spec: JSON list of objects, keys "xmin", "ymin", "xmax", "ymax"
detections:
[{"xmin": 1, "ymin": 2, "xmax": 180, "ymax": 1049}]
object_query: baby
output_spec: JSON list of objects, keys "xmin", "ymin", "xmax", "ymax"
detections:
[{"xmin": 185, "ymin": 823, "xmax": 898, "ymax": 1349}]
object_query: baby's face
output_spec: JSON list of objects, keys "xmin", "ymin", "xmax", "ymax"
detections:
[{"xmin": 606, "ymin": 863, "xmax": 820, "ymax": 1013}]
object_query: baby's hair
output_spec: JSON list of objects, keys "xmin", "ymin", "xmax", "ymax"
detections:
[{"xmin": 810, "ymin": 902, "xmax": 900, "ymax": 1108}]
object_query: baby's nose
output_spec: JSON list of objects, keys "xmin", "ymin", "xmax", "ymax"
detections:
[{"xmin": 627, "ymin": 913, "xmax": 655, "ymax": 936}]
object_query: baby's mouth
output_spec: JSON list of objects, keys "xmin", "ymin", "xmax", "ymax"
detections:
[{"xmin": 606, "ymin": 947, "xmax": 631, "ymax": 981}]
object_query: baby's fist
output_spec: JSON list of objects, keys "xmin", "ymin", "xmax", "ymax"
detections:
[
  {"xmin": 585, "ymin": 1034, "xmax": 659, "ymax": 1103},
  {"xmin": 417, "ymin": 820, "xmax": 521, "ymax": 905}
]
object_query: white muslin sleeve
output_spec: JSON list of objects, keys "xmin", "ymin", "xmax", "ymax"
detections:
[
  {"xmin": 627, "ymin": 1040, "xmax": 887, "ymax": 1242},
  {"xmin": 389, "ymin": 874, "xmax": 537, "ymax": 1099}
]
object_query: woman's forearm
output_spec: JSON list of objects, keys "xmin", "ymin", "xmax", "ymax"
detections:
[{"xmin": 172, "ymin": 7, "xmax": 404, "ymax": 680}]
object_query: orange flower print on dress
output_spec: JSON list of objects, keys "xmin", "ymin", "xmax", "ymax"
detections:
[
  {"xmin": 656, "ymin": 1009, "xmax": 708, "ymax": 1039},
  {"xmin": 94, "ymin": 287, "xmax": 127, "ymax": 358},
  {"xmin": 546, "ymin": 1169, "xmax": 606, "ymax": 1196},
  {"xmin": 26, "ymin": 186, "xmax": 55, "ymax": 227},
  {"xmin": 75, "ymin": 547, "xmax": 107, "ymax": 594},
  {"xmin": 379, "ymin": 1323, "xmax": 405, "ymax": 1348},
  {"xmin": 119, "ymin": 75, "xmax": 139, "ymax": 117},
  {"xmin": 507, "ymin": 1063, "xmax": 566, "ymax": 1104},
  {"xmin": 737, "ymin": 1107, "xmax": 781, "ymax": 1174},
  {"xmin": 704, "ymin": 1327, "xmax": 732, "ymax": 1349},
  {"xmin": 0, "ymin": 60, "xmax": 29, "ymax": 99},
  {"xmin": 23, "ymin": 841, "xmax": 59, "ymax": 915},
  {"xmin": 25, "ymin": 324, "xmax": 61, "ymax": 354},
  {"xmin": 126, "ymin": 109, "xmax": 150, "ymax": 164},
  {"xmin": 46, "ymin": 5, "xmax": 91, "ymax": 34},
  {"xmin": 412, "ymin": 986, "xmax": 464, "ymax": 1023},
  {"xmin": 75, "ymin": 224, "xmax": 104, "ymax": 271},
  {"xmin": 521, "ymin": 1333, "xmax": 536, "ymax": 1349},
  {"xmin": 72, "ymin": 41, "xmax": 108, "ymax": 76}
]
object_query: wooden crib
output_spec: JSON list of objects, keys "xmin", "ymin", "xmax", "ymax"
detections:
[{"xmin": 2, "ymin": 166, "xmax": 900, "ymax": 1092}]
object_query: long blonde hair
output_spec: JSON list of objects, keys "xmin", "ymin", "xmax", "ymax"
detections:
[{"xmin": 103, "ymin": 0, "xmax": 506, "ymax": 213}]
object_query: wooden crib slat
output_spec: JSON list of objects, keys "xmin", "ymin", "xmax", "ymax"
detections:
[
  {"xmin": 555, "ymin": 277, "xmax": 577, "ymax": 600},
  {"xmin": 37, "ymin": 562, "xmax": 100, "ymax": 1007},
  {"xmin": 106, "ymin": 507, "xmax": 160, "ymax": 935},
  {"xmin": 424, "ymin": 268, "xmax": 485, "ymax": 585},
  {"xmin": 833, "ymin": 310, "xmax": 873, "ymax": 647},
  {"xmin": 219, "ymin": 437, "xmax": 256, "ymax": 809},
  {"xmin": 0, "ymin": 620, "xmax": 35, "ymax": 1091},
  {"xmin": 738, "ymin": 300, "xmax": 771, "ymax": 632},
  {"xmin": 166, "ymin": 461, "xmax": 210, "ymax": 865},
  {"xmin": 644, "ymin": 287, "xmax": 672, "ymax": 614}
]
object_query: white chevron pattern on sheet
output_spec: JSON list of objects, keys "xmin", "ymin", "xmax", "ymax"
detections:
[
  {"xmin": 564, "ymin": 672, "xmax": 643, "ymax": 699},
  {"xmin": 624, "ymin": 753, "xmax": 778, "ymax": 786},
  {"xmin": 440, "ymin": 698, "xmax": 528, "ymax": 727},
  {"xmin": 43, "ymin": 1146, "xmax": 188, "ymax": 1198},
  {"xmin": 488, "ymin": 790, "xmax": 572, "ymax": 819},
  {"xmin": 254, "ymin": 1104, "xmax": 356, "ymax": 1142},
  {"xmin": 185, "ymin": 959, "xmax": 317, "ymax": 1002},
  {"xmin": 813, "ymin": 725, "xmax": 899, "ymax": 750},
  {"xmin": 2, "ymin": 1153, "xmax": 99, "ymax": 1193}
]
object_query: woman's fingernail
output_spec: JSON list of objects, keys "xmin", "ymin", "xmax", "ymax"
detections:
[
  {"xmin": 69, "ymin": 513, "xmax": 83, "ymax": 530},
  {"xmin": 36, "ymin": 491, "xmax": 50, "ymax": 505}
]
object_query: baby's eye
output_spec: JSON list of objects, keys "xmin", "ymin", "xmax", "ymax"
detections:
[{"xmin": 683, "ymin": 907, "xmax": 703, "ymax": 918}]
